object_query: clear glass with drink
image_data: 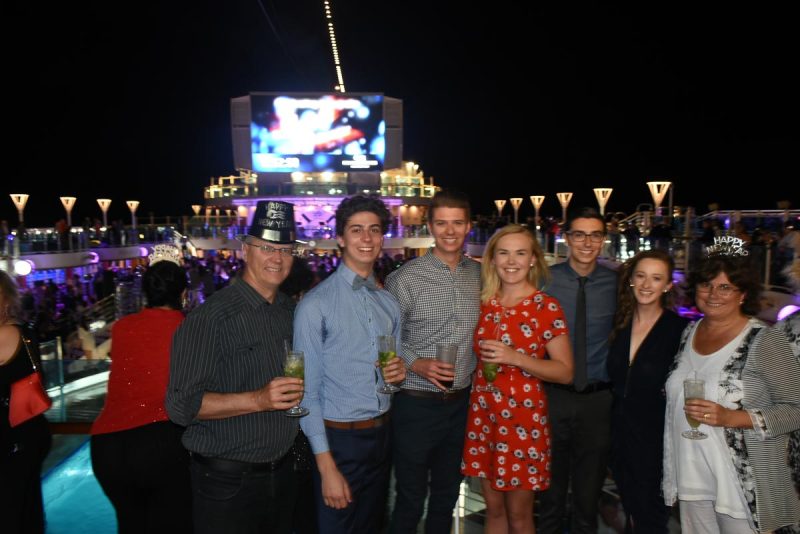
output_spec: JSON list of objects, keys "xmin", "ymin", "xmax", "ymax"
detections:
[
  {"xmin": 435, "ymin": 343, "xmax": 458, "ymax": 391},
  {"xmin": 284, "ymin": 350, "xmax": 309, "ymax": 417},
  {"xmin": 478, "ymin": 361, "xmax": 500, "ymax": 393},
  {"xmin": 681, "ymin": 378, "xmax": 707, "ymax": 439},
  {"xmin": 377, "ymin": 335, "xmax": 400, "ymax": 394}
]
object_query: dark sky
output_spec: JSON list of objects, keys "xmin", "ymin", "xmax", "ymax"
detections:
[{"xmin": 4, "ymin": 1, "xmax": 798, "ymax": 227}]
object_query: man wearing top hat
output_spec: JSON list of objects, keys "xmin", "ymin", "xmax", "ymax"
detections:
[
  {"xmin": 166, "ymin": 200, "xmax": 305, "ymax": 534},
  {"xmin": 294, "ymin": 195, "xmax": 407, "ymax": 533}
]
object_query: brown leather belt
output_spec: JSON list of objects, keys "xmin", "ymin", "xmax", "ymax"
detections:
[
  {"xmin": 324, "ymin": 412, "xmax": 390, "ymax": 430},
  {"xmin": 401, "ymin": 387, "xmax": 470, "ymax": 401}
]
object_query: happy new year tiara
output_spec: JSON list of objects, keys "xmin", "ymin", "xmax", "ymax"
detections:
[
  {"xmin": 705, "ymin": 236, "xmax": 749, "ymax": 257},
  {"xmin": 148, "ymin": 244, "xmax": 183, "ymax": 266}
]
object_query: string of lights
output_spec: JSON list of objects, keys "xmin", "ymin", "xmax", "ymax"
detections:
[{"xmin": 323, "ymin": 0, "xmax": 346, "ymax": 93}]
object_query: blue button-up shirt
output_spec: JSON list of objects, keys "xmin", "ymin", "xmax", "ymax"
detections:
[
  {"xmin": 295, "ymin": 263, "xmax": 401, "ymax": 454},
  {"xmin": 545, "ymin": 261, "xmax": 617, "ymax": 383}
]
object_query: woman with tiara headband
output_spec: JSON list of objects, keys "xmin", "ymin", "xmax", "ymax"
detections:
[
  {"xmin": 662, "ymin": 238, "xmax": 800, "ymax": 533},
  {"xmin": 90, "ymin": 245, "xmax": 193, "ymax": 533}
]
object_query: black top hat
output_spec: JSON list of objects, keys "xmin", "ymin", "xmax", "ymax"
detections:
[{"xmin": 237, "ymin": 201, "xmax": 298, "ymax": 244}]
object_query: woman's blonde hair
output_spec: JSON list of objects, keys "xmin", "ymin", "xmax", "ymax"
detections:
[{"xmin": 481, "ymin": 225, "xmax": 549, "ymax": 303}]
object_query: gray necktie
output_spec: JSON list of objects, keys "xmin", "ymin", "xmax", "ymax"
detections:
[
  {"xmin": 352, "ymin": 275, "xmax": 378, "ymax": 291},
  {"xmin": 573, "ymin": 276, "xmax": 588, "ymax": 391}
]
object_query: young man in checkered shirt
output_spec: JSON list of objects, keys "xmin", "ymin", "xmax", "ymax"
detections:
[{"xmin": 384, "ymin": 190, "xmax": 482, "ymax": 533}]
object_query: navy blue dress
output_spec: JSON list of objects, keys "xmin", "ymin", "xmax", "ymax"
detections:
[{"xmin": 607, "ymin": 310, "xmax": 688, "ymax": 534}]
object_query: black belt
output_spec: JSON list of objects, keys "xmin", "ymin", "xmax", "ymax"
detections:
[
  {"xmin": 191, "ymin": 452, "xmax": 289, "ymax": 474},
  {"xmin": 401, "ymin": 387, "xmax": 470, "ymax": 402},
  {"xmin": 549, "ymin": 381, "xmax": 612, "ymax": 394}
]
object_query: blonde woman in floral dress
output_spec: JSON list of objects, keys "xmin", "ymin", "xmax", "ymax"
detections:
[{"xmin": 462, "ymin": 225, "xmax": 573, "ymax": 534}]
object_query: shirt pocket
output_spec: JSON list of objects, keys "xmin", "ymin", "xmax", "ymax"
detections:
[{"xmin": 228, "ymin": 341, "xmax": 269, "ymax": 391}]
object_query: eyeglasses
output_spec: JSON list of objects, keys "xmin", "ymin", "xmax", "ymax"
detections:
[
  {"xmin": 695, "ymin": 281, "xmax": 739, "ymax": 297},
  {"xmin": 245, "ymin": 242, "xmax": 296, "ymax": 257},
  {"xmin": 566, "ymin": 231, "xmax": 605, "ymax": 243}
]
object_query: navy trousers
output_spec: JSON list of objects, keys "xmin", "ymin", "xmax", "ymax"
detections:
[
  {"xmin": 314, "ymin": 423, "xmax": 392, "ymax": 534},
  {"xmin": 536, "ymin": 387, "xmax": 612, "ymax": 534},
  {"xmin": 389, "ymin": 392, "xmax": 469, "ymax": 534}
]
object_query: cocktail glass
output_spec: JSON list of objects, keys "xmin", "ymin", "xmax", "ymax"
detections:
[
  {"xmin": 377, "ymin": 335, "xmax": 400, "ymax": 394},
  {"xmin": 284, "ymin": 350, "xmax": 309, "ymax": 417}
]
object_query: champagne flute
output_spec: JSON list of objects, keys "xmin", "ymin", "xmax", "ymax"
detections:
[
  {"xmin": 284, "ymin": 350, "xmax": 309, "ymax": 417},
  {"xmin": 377, "ymin": 335, "xmax": 400, "ymax": 394},
  {"xmin": 681, "ymin": 378, "xmax": 707, "ymax": 439}
]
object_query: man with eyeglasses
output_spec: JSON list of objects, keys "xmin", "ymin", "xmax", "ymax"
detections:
[
  {"xmin": 166, "ymin": 200, "xmax": 305, "ymax": 534},
  {"xmin": 537, "ymin": 207, "xmax": 618, "ymax": 534},
  {"xmin": 294, "ymin": 195, "xmax": 406, "ymax": 533}
]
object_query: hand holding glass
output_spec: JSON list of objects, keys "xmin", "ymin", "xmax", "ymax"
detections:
[
  {"xmin": 435, "ymin": 343, "xmax": 458, "ymax": 391},
  {"xmin": 377, "ymin": 335, "xmax": 400, "ymax": 394},
  {"xmin": 284, "ymin": 351, "xmax": 309, "ymax": 417},
  {"xmin": 682, "ymin": 378, "xmax": 707, "ymax": 440}
]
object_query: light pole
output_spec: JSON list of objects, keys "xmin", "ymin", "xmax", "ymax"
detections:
[
  {"xmin": 60, "ymin": 197, "xmax": 77, "ymax": 227},
  {"xmin": 556, "ymin": 192, "xmax": 573, "ymax": 224},
  {"xmin": 593, "ymin": 188, "xmax": 613, "ymax": 217},
  {"xmin": 529, "ymin": 195, "xmax": 545, "ymax": 225},
  {"xmin": 646, "ymin": 181, "xmax": 671, "ymax": 218},
  {"xmin": 494, "ymin": 199, "xmax": 507, "ymax": 220},
  {"xmin": 9, "ymin": 194, "xmax": 29, "ymax": 226},
  {"xmin": 97, "ymin": 198, "xmax": 112, "ymax": 227},
  {"xmin": 530, "ymin": 195, "xmax": 545, "ymax": 246},
  {"xmin": 126, "ymin": 200, "xmax": 139, "ymax": 229},
  {"xmin": 237, "ymin": 205, "xmax": 248, "ymax": 229},
  {"xmin": 191, "ymin": 204, "xmax": 202, "ymax": 217},
  {"xmin": 509, "ymin": 198, "xmax": 523, "ymax": 224}
]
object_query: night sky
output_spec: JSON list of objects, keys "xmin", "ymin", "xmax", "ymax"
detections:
[{"xmin": 4, "ymin": 1, "xmax": 798, "ymax": 228}]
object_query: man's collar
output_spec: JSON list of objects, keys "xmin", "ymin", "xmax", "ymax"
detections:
[
  {"xmin": 563, "ymin": 260, "xmax": 598, "ymax": 280},
  {"xmin": 236, "ymin": 274, "xmax": 287, "ymax": 308},
  {"xmin": 424, "ymin": 249, "xmax": 469, "ymax": 269}
]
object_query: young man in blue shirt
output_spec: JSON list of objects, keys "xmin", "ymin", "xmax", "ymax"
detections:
[{"xmin": 295, "ymin": 195, "xmax": 406, "ymax": 533}]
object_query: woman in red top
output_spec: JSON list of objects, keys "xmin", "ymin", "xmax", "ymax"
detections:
[
  {"xmin": 462, "ymin": 225, "xmax": 573, "ymax": 534},
  {"xmin": 90, "ymin": 247, "xmax": 191, "ymax": 534}
]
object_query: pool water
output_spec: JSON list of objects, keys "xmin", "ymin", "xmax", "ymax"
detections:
[{"xmin": 43, "ymin": 440, "xmax": 116, "ymax": 533}]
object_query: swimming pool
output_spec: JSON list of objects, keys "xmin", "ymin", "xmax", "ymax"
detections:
[{"xmin": 43, "ymin": 440, "xmax": 116, "ymax": 533}]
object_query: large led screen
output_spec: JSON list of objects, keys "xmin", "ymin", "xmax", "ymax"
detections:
[{"xmin": 251, "ymin": 94, "xmax": 385, "ymax": 173}]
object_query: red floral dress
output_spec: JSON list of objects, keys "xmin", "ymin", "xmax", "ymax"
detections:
[{"xmin": 461, "ymin": 290, "xmax": 568, "ymax": 491}]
